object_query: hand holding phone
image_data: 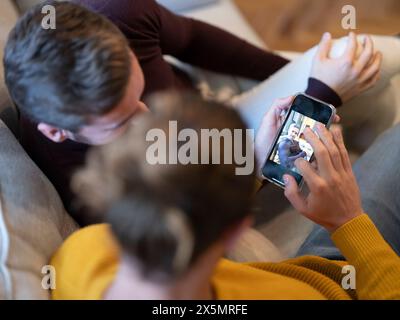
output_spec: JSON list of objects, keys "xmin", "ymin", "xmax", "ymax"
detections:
[
  {"xmin": 254, "ymin": 96, "xmax": 294, "ymax": 178},
  {"xmin": 283, "ymin": 126, "xmax": 363, "ymax": 232},
  {"xmin": 261, "ymin": 93, "xmax": 336, "ymax": 188}
]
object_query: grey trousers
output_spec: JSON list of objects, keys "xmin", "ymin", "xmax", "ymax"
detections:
[{"xmin": 296, "ymin": 124, "xmax": 400, "ymax": 260}]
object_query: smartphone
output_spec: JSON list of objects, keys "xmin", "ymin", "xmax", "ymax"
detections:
[{"xmin": 261, "ymin": 93, "xmax": 336, "ymax": 189}]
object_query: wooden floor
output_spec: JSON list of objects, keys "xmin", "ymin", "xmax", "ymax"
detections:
[{"xmin": 234, "ymin": 0, "xmax": 400, "ymax": 51}]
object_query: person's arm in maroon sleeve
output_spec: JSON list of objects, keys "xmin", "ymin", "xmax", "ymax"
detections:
[
  {"xmin": 155, "ymin": 2, "xmax": 289, "ymax": 81},
  {"xmin": 84, "ymin": 0, "xmax": 287, "ymax": 89},
  {"xmin": 305, "ymin": 78, "xmax": 343, "ymax": 108}
]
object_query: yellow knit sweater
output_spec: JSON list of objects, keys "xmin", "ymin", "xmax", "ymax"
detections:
[{"xmin": 50, "ymin": 214, "xmax": 400, "ymax": 300}]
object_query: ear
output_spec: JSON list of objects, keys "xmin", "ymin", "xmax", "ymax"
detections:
[
  {"xmin": 37, "ymin": 123, "xmax": 68, "ymax": 143},
  {"xmin": 223, "ymin": 216, "xmax": 254, "ymax": 252}
]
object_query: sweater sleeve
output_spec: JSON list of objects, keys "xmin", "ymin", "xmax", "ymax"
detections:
[
  {"xmin": 305, "ymin": 78, "xmax": 342, "ymax": 108},
  {"xmin": 331, "ymin": 214, "xmax": 400, "ymax": 300},
  {"xmin": 155, "ymin": 3, "xmax": 289, "ymax": 80}
]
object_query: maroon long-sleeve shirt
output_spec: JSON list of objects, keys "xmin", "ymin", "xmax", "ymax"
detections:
[{"xmin": 20, "ymin": 0, "xmax": 341, "ymax": 224}]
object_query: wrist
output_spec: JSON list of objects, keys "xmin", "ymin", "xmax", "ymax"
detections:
[
  {"xmin": 305, "ymin": 77, "xmax": 343, "ymax": 108},
  {"xmin": 325, "ymin": 212, "xmax": 363, "ymax": 233}
]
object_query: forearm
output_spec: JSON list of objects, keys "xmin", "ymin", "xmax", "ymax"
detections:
[
  {"xmin": 175, "ymin": 18, "xmax": 289, "ymax": 80},
  {"xmin": 332, "ymin": 214, "xmax": 400, "ymax": 300}
]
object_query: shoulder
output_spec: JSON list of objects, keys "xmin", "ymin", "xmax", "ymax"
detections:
[
  {"xmin": 51, "ymin": 224, "xmax": 120, "ymax": 265},
  {"xmin": 51, "ymin": 224, "xmax": 120, "ymax": 299}
]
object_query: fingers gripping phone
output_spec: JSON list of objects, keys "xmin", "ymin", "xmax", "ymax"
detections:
[{"xmin": 262, "ymin": 93, "xmax": 336, "ymax": 189}]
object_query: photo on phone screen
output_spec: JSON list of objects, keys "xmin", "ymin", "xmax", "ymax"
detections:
[
  {"xmin": 262, "ymin": 93, "xmax": 335, "ymax": 188},
  {"xmin": 268, "ymin": 110, "xmax": 320, "ymax": 176}
]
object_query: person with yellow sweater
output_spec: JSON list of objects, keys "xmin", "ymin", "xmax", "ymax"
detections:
[{"xmin": 51, "ymin": 92, "xmax": 400, "ymax": 300}]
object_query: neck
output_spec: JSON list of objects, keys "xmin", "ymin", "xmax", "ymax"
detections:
[{"xmin": 104, "ymin": 247, "xmax": 222, "ymax": 300}]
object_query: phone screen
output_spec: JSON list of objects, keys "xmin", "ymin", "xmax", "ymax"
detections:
[
  {"xmin": 269, "ymin": 110, "xmax": 319, "ymax": 175},
  {"xmin": 262, "ymin": 94, "xmax": 335, "ymax": 187}
]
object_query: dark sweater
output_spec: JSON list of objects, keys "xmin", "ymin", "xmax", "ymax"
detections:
[{"xmin": 20, "ymin": 0, "xmax": 341, "ymax": 224}]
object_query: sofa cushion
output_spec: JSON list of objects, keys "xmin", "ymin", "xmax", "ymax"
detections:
[{"xmin": 0, "ymin": 120, "xmax": 78, "ymax": 299}]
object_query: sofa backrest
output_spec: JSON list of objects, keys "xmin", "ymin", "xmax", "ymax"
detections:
[{"xmin": 0, "ymin": 119, "xmax": 78, "ymax": 299}]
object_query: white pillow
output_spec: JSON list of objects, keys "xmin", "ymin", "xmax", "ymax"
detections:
[{"xmin": 0, "ymin": 121, "xmax": 78, "ymax": 299}]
